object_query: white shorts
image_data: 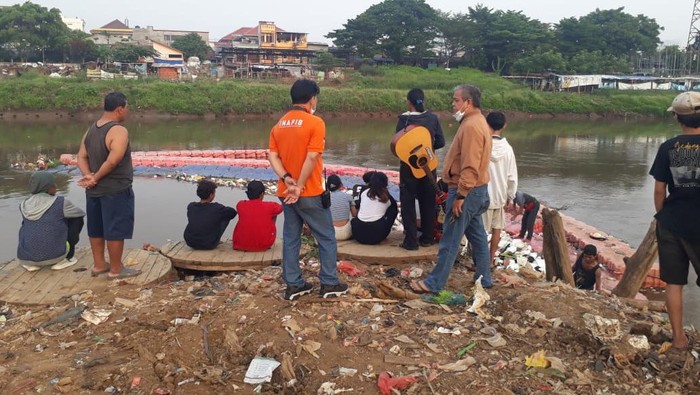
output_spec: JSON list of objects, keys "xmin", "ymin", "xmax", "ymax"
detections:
[
  {"xmin": 483, "ymin": 207, "xmax": 505, "ymax": 231},
  {"xmin": 334, "ymin": 221, "xmax": 353, "ymax": 241}
]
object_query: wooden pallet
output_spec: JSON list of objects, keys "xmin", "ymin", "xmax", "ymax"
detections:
[
  {"xmin": 0, "ymin": 248, "xmax": 171, "ymax": 305},
  {"xmin": 161, "ymin": 239, "xmax": 286, "ymax": 271}
]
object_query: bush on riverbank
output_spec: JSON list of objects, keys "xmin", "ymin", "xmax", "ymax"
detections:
[{"xmin": 0, "ymin": 67, "xmax": 677, "ymax": 116}]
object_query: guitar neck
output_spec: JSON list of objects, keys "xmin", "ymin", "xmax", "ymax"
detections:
[{"xmin": 419, "ymin": 163, "xmax": 443, "ymax": 196}]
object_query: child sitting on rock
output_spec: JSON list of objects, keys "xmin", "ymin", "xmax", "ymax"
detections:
[
  {"xmin": 184, "ymin": 179, "xmax": 237, "ymax": 250},
  {"xmin": 18, "ymin": 172, "xmax": 85, "ymax": 271},
  {"xmin": 233, "ymin": 180, "xmax": 283, "ymax": 251},
  {"xmin": 572, "ymin": 244, "xmax": 602, "ymax": 291}
]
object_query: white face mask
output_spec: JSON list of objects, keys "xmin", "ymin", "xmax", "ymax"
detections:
[
  {"xmin": 311, "ymin": 108, "xmax": 316, "ymax": 115},
  {"xmin": 453, "ymin": 110, "xmax": 465, "ymax": 122}
]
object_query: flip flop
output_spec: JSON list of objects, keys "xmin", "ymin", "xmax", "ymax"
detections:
[
  {"xmin": 108, "ymin": 267, "xmax": 142, "ymax": 280},
  {"xmin": 91, "ymin": 267, "xmax": 110, "ymax": 277},
  {"xmin": 671, "ymin": 334, "xmax": 696, "ymax": 352},
  {"xmin": 409, "ymin": 279, "xmax": 434, "ymax": 294}
]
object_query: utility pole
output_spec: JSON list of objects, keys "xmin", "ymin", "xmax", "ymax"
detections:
[{"xmin": 686, "ymin": 0, "xmax": 700, "ymax": 75}]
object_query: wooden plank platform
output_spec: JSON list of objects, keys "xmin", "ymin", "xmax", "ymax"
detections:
[
  {"xmin": 337, "ymin": 231, "xmax": 438, "ymax": 264},
  {"xmin": 0, "ymin": 248, "xmax": 171, "ymax": 305},
  {"xmin": 163, "ymin": 239, "xmax": 286, "ymax": 271}
]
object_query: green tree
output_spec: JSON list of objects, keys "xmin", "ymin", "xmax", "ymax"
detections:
[
  {"xmin": 171, "ymin": 32, "xmax": 211, "ymax": 60},
  {"xmin": 327, "ymin": 0, "xmax": 440, "ymax": 64},
  {"xmin": 567, "ymin": 50, "xmax": 631, "ymax": 74},
  {"xmin": 434, "ymin": 11, "xmax": 475, "ymax": 67},
  {"xmin": 511, "ymin": 50, "xmax": 567, "ymax": 74},
  {"xmin": 556, "ymin": 8, "xmax": 662, "ymax": 58},
  {"xmin": 465, "ymin": 5, "xmax": 554, "ymax": 74},
  {"xmin": 111, "ymin": 44, "xmax": 157, "ymax": 63},
  {"xmin": 0, "ymin": 1, "xmax": 70, "ymax": 62},
  {"xmin": 312, "ymin": 51, "xmax": 346, "ymax": 77}
]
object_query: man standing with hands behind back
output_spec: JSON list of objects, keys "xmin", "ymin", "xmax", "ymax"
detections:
[
  {"xmin": 77, "ymin": 91, "xmax": 140, "ymax": 280},
  {"xmin": 268, "ymin": 79, "xmax": 348, "ymax": 301}
]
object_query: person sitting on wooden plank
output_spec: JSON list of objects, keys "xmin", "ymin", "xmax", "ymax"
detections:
[
  {"xmin": 233, "ymin": 180, "xmax": 283, "ymax": 251},
  {"xmin": 327, "ymin": 175, "xmax": 357, "ymax": 241},
  {"xmin": 183, "ymin": 179, "xmax": 237, "ymax": 250}
]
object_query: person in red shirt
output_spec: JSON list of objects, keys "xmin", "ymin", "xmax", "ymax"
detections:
[{"xmin": 233, "ymin": 180, "xmax": 283, "ymax": 252}]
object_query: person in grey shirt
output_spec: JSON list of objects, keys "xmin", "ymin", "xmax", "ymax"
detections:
[{"xmin": 77, "ymin": 91, "xmax": 140, "ymax": 280}]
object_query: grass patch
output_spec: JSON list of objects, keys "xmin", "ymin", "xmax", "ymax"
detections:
[{"xmin": 0, "ymin": 68, "xmax": 678, "ymax": 116}]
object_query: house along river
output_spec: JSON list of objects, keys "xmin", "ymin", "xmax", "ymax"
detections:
[{"xmin": 0, "ymin": 117, "xmax": 697, "ymax": 326}]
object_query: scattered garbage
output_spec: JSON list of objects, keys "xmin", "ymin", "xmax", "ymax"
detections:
[
  {"xmin": 377, "ymin": 372, "xmax": 418, "ymax": 395},
  {"xmin": 628, "ymin": 335, "xmax": 650, "ymax": 350},
  {"xmin": 466, "ymin": 276, "xmax": 491, "ymax": 319},
  {"xmin": 438, "ymin": 357, "xmax": 477, "ymax": 371},
  {"xmin": 337, "ymin": 261, "xmax": 365, "ymax": 276},
  {"xmin": 81, "ymin": 309, "xmax": 112, "ymax": 325},
  {"xmin": 525, "ymin": 350, "xmax": 550, "ymax": 368},
  {"xmin": 583, "ymin": 313, "xmax": 623, "ymax": 342},
  {"xmin": 401, "ymin": 267, "xmax": 423, "ymax": 278},
  {"xmin": 318, "ymin": 381, "xmax": 353, "ymax": 394},
  {"xmin": 244, "ymin": 357, "xmax": 280, "ymax": 384},
  {"xmin": 457, "ymin": 342, "xmax": 477, "ymax": 357},
  {"xmin": 422, "ymin": 290, "xmax": 467, "ymax": 305}
]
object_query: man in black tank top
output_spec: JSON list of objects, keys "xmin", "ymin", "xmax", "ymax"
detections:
[{"xmin": 77, "ymin": 92, "xmax": 140, "ymax": 280}]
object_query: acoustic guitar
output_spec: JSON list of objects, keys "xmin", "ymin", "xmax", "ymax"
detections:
[{"xmin": 390, "ymin": 125, "xmax": 447, "ymax": 204}]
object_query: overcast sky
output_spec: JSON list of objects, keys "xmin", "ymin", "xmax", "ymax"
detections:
[{"xmin": 3, "ymin": 0, "xmax": 691, "ymax": 46}]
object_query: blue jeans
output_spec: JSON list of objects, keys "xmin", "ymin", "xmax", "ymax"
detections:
[
  {"xmin": 280, "ymin": 195, "xmax": 339, "ymax": 287},
  {"xmin": 424, "ymin": 185, "xmax": 491, "ymax": 291}
]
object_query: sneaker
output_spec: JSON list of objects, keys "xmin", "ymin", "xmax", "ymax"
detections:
[
  {"xmin": 284, "ymin": 282, "xmax": 314, "ymax": 301},
  {"xmin": 51, "ymin": 257, "xmax": 78, "ymax": 270},
  {"xmin": 319, "ymin": 282, "xmax": 348, "ymax": 299},
  {"xmin": 21, "ymin": 264, "xmax": 41, "ymax": 272}
]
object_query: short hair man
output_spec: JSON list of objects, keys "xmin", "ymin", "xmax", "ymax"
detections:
[
  {"xmin": 572, "ymin": 244, "xmax": 602, "ymax": 291},
  {"xmin": 77, "ymin": 91, "xmax": 140, "ymax": 279},
  {"xmin": 232, "ymin": 180, "xmax": 283, "ymax": 252},
  {"xmin": 483, "ymin": 111, "xmax": 518, "ymax": 265},
  {"xmin": 268, "ymin": 79, "xmax": 348, "ymax": 300},
  {"xmin": 184, "ymin": 179, "xmax": 237, "ymax": 250},
  {"xmin": 410, "ymin": 84, "xmax": 493, "ymax": 293},
  {"xmin": 650, "ymin": 91, "xmax": 700, "ymax": 352}
]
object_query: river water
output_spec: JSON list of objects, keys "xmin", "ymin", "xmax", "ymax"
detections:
[{"xmin": 0, "ymin": 117, "xmax": 697, "ymax": 325}]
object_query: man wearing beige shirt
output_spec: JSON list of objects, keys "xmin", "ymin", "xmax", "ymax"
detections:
[{"xmin": 410, "ymin": 84, "xmax": 493, "ymax": 293}]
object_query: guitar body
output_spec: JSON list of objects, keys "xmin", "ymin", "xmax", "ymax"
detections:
[
  {"xmin": 391, "ymin": 125, "xmax": 447, "ymax": 204},
  {"xmin": 390, "ymin": 125, "xmax": 437, "ymax": 179}
]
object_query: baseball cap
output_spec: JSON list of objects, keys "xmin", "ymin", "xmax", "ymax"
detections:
[
  {"xmin": 583, "ymin": 244, "xmax": 597, "ymax": 256},
  {"xmin": 246, "ymin": 180, "xmax": 266, "ymax": 199},
  {"xmin": 667, "ymin": 92, "xmax": 700, "ymax": 115}
]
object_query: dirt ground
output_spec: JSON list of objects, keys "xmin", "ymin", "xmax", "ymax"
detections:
[{"xmin": 0, "ymin": 253, "xmax": 698, "ymax": 395}]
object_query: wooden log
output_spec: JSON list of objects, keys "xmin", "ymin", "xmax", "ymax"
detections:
[
  {"xmin": 612, "ymin": 220, "xmax": 658, "ymax": 298},
  {"xmin": 541, "ymin": 208, "xmax": 575, "ymax": 287},
  {"xmin": 618, "ymin": 297, "xmax": 666, "ymax": 313}
]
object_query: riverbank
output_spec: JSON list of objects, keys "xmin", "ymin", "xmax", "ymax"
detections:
[
  {"xmin": 0, "ymin": 67, "xmax": 677, "ymax": 118},
  {"xmin": 0, "ymin": 250, "xmax": 697, "ymax": 394}
]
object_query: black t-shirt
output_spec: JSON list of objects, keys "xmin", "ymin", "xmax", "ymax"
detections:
[
  {"xmin": 573, "ymin": 254, "xmax": 598, "ymax": 290},
  {"xmin": 649, "ymin": 134, "xmax": 700, "ymax": 241},
  {"xmin": 184, "ymin": 202, "xmax": 237, "ymax": 249}
]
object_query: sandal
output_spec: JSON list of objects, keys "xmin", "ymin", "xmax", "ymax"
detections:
[
  {"xmin": 409, "ymin": 279, "xmax": 434, "ymax": 294},
  {"xmin": 108, "ymin": 267, "xmax": 142, "ymax": 280},
  {"xmin": 671, "ymin": 334, "xmax": 696, "ymax": 352},
  {"xmin": 91, "ymin": 266, "xmax": 110, "ymax": 277}
]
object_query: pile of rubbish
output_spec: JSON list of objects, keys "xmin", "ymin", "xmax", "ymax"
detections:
[{"xmin": 0, "ymin": 248, "xmax": 697, "ymax": 394}]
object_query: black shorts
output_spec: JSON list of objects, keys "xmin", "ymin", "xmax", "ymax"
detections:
[{"xmin": 656, "ymin": 223, "xmax": 700, "ymax": 286}]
